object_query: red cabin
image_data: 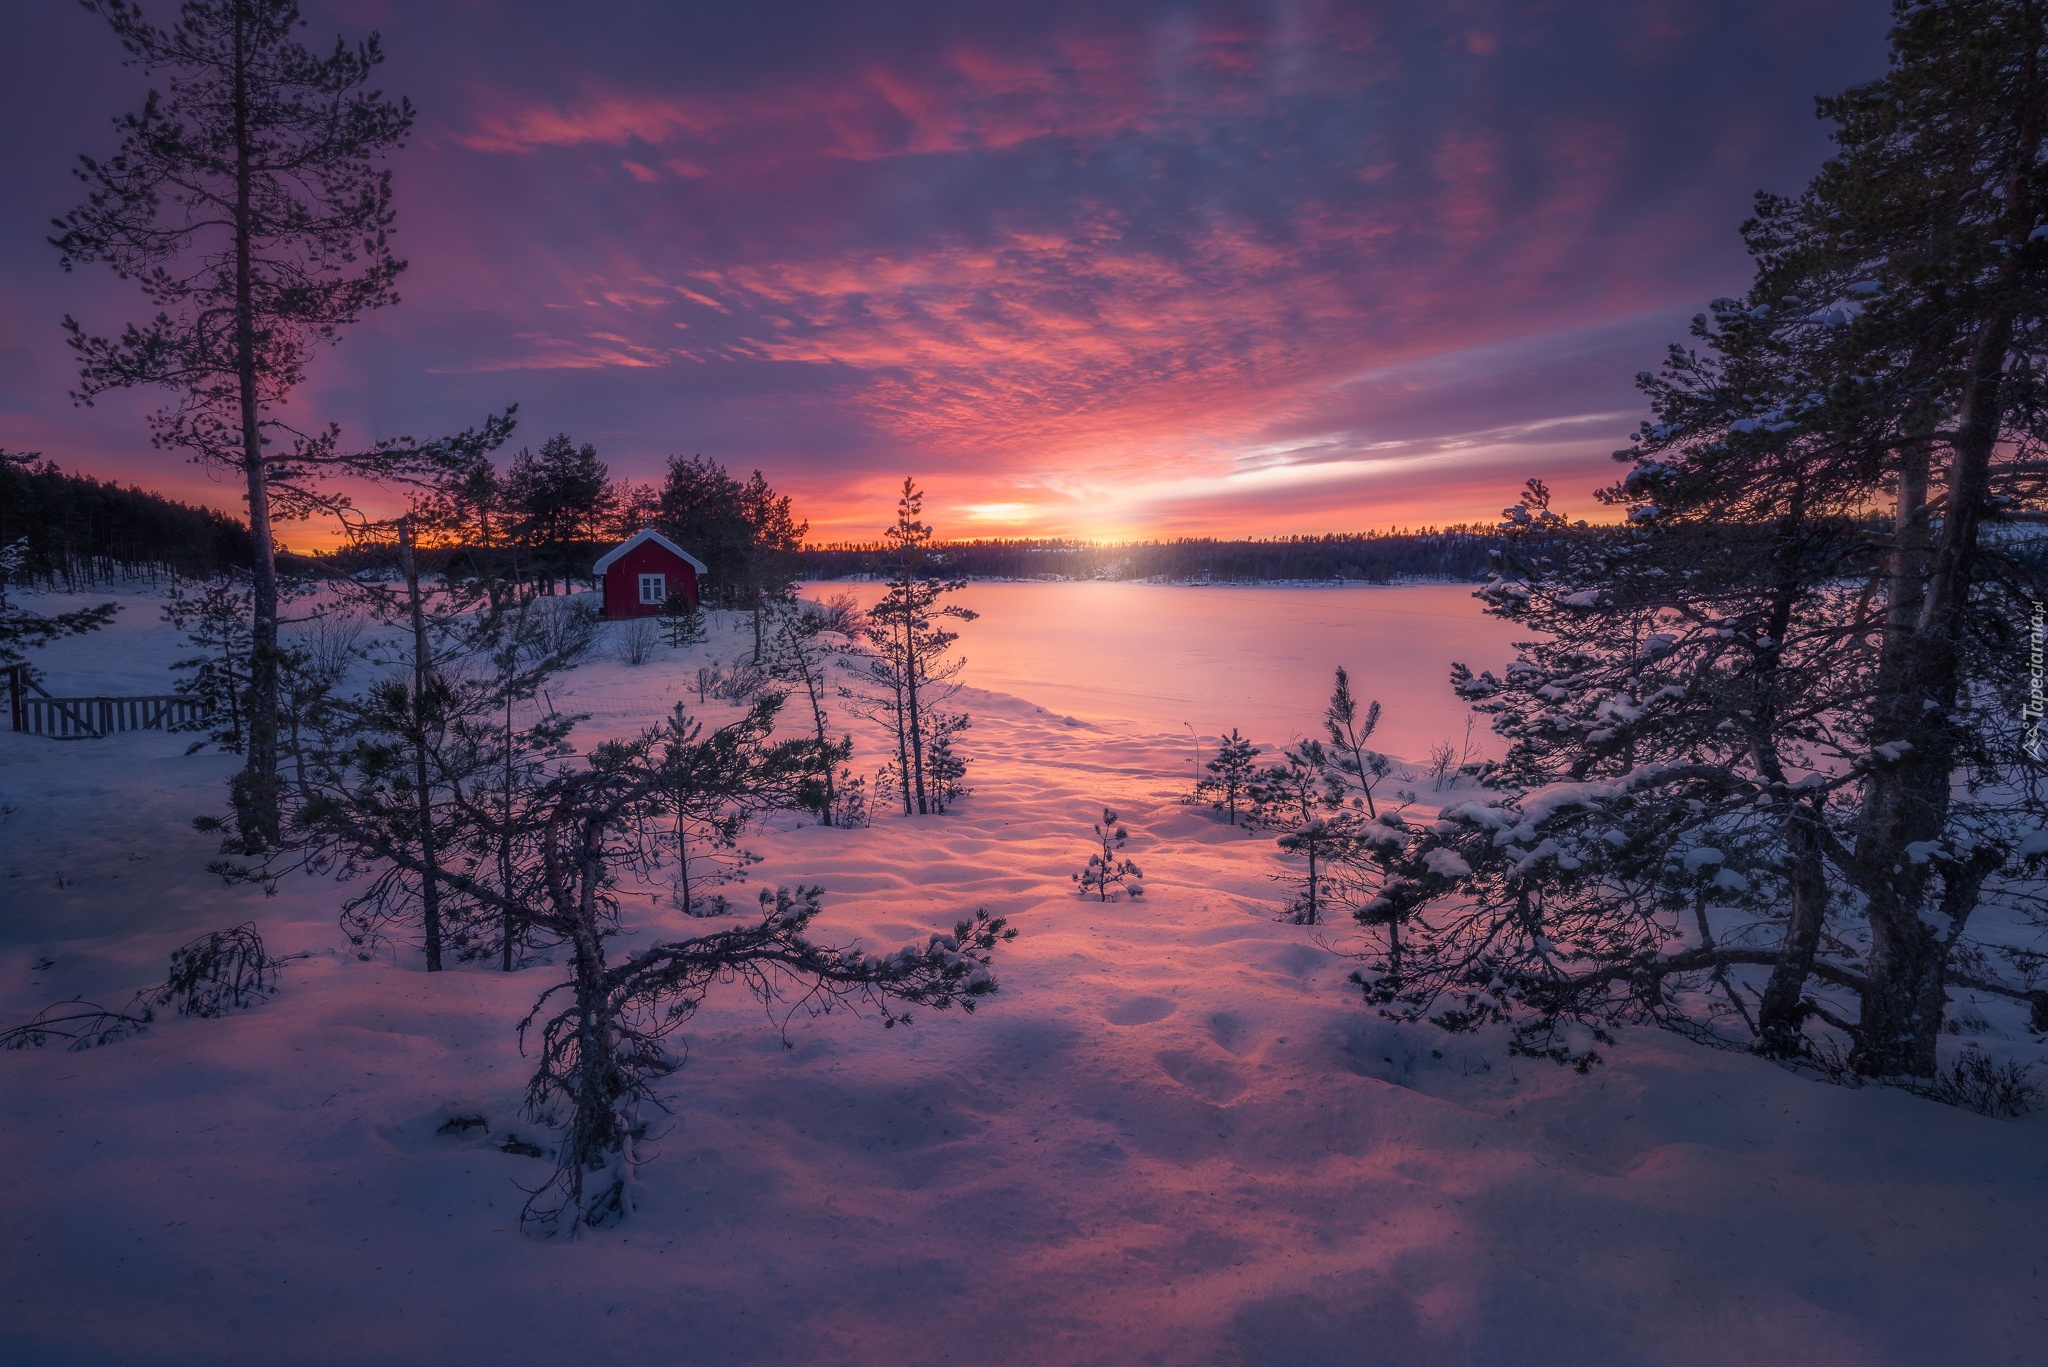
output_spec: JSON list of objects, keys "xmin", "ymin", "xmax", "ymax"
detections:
[{"xmin": 594, "ymin": 528, "xmax": 707, "ymax": 619}]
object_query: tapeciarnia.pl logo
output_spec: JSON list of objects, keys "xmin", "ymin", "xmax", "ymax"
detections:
[{"xmin": 2027, "ymin": 599, "xmax": 2045, "ymax": 763}]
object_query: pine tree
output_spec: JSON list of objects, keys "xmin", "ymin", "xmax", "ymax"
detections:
[
  {"xmin": 736, "ymin": 470, "xmax": 808, "ymax": 663},
  {"xmin": 659, "ymin": 592, "xmax": 708, "ymax": 648},
  {"xmin": 842, "ymin": 479, "xmax": 976, "ymax": 815},
  {"xmin": 1204, "ymin": 728, "xmax": 1261, "ymax": 826},
  {"xmin": 505, "ymin": 435, "xmax": 615, "ymax": 594},
  {"xmin": 1275, "ymin": 818, "xmax": 1353, "ymax": 925},
  {"xmin": 52, "ymin": 0, "xmax": 505, "ymax": 846},
  {"xmin": 765, "ymin": 599, "xmax": 856, "ymax": 823},
  {"xmin": 1251, "ymin": 739, "xmax": 1343, "ymax": 830},
  {"xmin": 655, "ymin": 455, "xmax": 751, "ymax": 606},
  {"xmin": 1073, "ymin": 808, "xmax": 1144, "ymax": 901},
  {"xmin": 162, "ymin": 573, "xmax": 253, "ymax": 752},
  {"xmin": 0, "ymin": 538, "xmax": 118, "ymax": 683},
  {"xmin": 1324, "ymin": 667, "xmax": 1391, "ymax": 817},
  {"xmin": 1350, "ymin": 3, "xmax": 2048, "ymax": 1079}
]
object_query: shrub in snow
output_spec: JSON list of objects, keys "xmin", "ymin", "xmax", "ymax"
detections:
[
  {"xmin": 1915, "ymin": 1050, "xmax": 2042, "ymax": 1119},
  {"xmin": 150, "ymin": 923, "xmax": 279, "ymax": 1017},
  {"xmin": 614, "ymin": 616, "xmax": 658, "ymax": 667},
  {"xmin": 696, "ymin": 659, "xmax": 769, "ymax": 704},
  {"xmin": 529, "ymin": 595, "xmax": 599, "ymax": 664},
  {"xmin": 1, "ymin": 923, "xmax": 280, "ymax": 1051},
  {"xmin": 1074, "ymin": 808, "xmax": 1144, "ymax": 901}
]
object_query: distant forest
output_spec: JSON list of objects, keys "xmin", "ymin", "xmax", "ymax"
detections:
[
  {"xmin": 0, "ymin": 455, "xmax": 252, "ymax": 587},
  {"xmin": 799, "ymin": 529, "xmax": 1498, "ymax": 583},
  {"xmin": 0, "ymin": 455, "xmax": 1499, "ymax": 592}
]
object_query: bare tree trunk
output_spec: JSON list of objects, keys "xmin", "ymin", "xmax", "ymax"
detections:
[
  {"xmin": 1756, "ymin": 799, "xmax": 1831, "ymax": 1055},
  {"xmin": 231, "ymin": 5, "xmax": 280, "ymax": 847},
  {"xmin": 399, "ymin": 517, "xmax": 444, "ymax": 972},
  {"xmin": 903, "ymin": 609, "xmax": 928, "ymax": 815},
  {"xmin": 501, "ymin": 681, "xmax": 517, "ymax": 972}
]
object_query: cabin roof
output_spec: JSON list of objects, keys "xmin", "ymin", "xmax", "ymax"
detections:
[{"xmin": 593, "ymin": 527, "xmax": 709, "ymax": 576}]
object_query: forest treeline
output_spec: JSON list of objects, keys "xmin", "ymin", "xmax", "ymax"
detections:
[
  {"xmin": 798, "ymin": 529, "xmax": 1497, "ymax": 583},
  {"xmin": 0, "ymin": 453, "xmax": 251, "ymax": 586}
]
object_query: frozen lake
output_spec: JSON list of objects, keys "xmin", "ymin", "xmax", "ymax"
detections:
[
  {"xmin": 19, "ymin": 579, "xmax": 1528, "ymax": 767},
  {"xmin": 809, "ymin": 579, "xmax": 1526, "ymax": 762}
]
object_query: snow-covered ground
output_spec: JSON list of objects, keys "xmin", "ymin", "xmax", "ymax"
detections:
[{"xmin": 1, "ymin": 583, "xmax": 2043, "ymax": 1366}]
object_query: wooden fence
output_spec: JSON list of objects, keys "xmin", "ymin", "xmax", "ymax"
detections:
[{"xmin": 6, "ymin": 667, "xmax": 208, "ymax": 740}]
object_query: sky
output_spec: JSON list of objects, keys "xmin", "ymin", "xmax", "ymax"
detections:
[{"xmin": 0, "ymin": 0, "xmax": 1890, "ymax": 545}]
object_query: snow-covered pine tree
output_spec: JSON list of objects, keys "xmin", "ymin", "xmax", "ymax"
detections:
[
  {"xmin": 1352, "ymin": 1, "xmax": 2048, "ymax": 1080},
  {"xmin": 1203, "ymin": 728, "xmax": 1261, "ymax": 826},
  {"xmin": 249, "ymin": 688, "xmax": 1014, "ymax": 1234},
  {"xmin": 1761, "ymin": 0, "xmax": 2048, "ymax": 1076},
  {"xmin": 1073, "ymin": 808, "xmax": 1144, "ymax": 900}
]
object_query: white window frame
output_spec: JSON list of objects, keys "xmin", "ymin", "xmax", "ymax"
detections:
[{"xmin": 638, "ymin": 572, "xmax": 667, "ymax": 605}]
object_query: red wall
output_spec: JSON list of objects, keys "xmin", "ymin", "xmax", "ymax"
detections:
[{"xmin": 601, "ymin": 541, "xmax": 701, "ymax": 618}]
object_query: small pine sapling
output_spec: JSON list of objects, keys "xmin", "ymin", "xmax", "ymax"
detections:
[
  {"xmin": 1074, "ymin": 807, "xmax": 1144, "ymax": 900},
  {"xmin": 162, "ymin": 575, "xmax": 255, "ymax": 752},
  {"xmin": 1252, "ymin": 740, "xmax": 1343, "ymax": 829},
  {"xmin": 659, "ymin": 592, "xmax": 707, "ymax": 647},
  {"xmin": 827, "ymin": 766, "xmax": 870, "ymax": 828},
  {"xmin": 1205, "ymin": 729, "xmax": 1261, "ymax": 826},
  {"xmin": 1275, "ymin": 818, "xmax": 1356, "ymax": 925},
  {"xmin": 1324, "ymin": 667, "xmax": 1391, "ymax": 816}
]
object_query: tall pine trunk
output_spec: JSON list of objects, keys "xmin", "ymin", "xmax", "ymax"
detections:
[
  {"xmin": 232, "ymin": 5, "xmax": 281, "ymax": 848},
  {"xmin": 1852, "ymin": 314, "xmax": 2012, "ymax": 1075},
  {"xmin": 399, "ymin": 518, "xmax": 445, "ymax": 972},
  {"xmin": 1756, "ymin": 800, "xmax": 1831, "ymax": 1055}
]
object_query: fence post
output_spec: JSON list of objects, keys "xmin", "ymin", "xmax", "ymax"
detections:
[{"xmin": 7, "ymin": 666, "xmax": 21, "ymax": 734}]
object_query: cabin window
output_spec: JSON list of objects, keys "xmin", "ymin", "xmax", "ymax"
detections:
[{"xmin": 638, "ymin": 573, "xmax": 667, "ymax": 604}]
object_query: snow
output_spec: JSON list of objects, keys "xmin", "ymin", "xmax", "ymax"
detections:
[
  {"xmin": 3, "ymin": 583, "xmax": 2046, "ymax": 1365},
  {"xmin": 1422, "ymin": 848, "xmax": 1473, "ymax": 878}
]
